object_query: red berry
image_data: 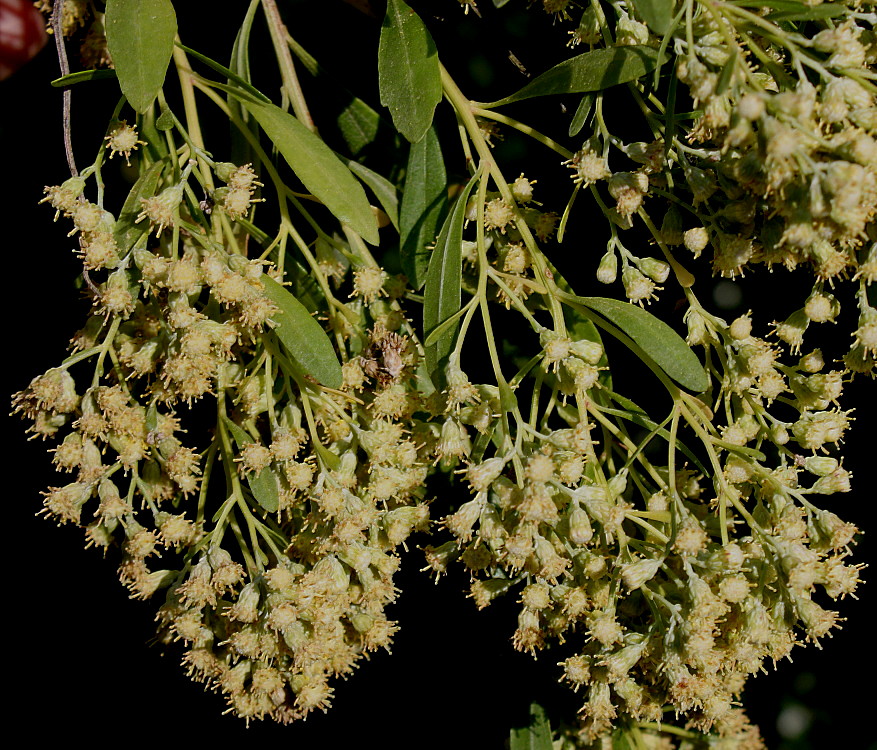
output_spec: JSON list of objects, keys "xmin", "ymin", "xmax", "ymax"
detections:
[{"xmin": 0, "ymin": 0, "xmax": 48, "ymax": 80}]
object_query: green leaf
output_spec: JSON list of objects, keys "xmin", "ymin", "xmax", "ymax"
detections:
[
  {"xmin": 568, "ymin": 93, "xmax": 594, "ymax": 137},
  {"xmin": 400, "ymin": 125, "xmax": 447, "ymax": 290},
  {"xmin": 156, "ymin": 106, "xmax": 175, "ymax": 130},
  {"xmin": 288, "ymin": 34, "xmax": 387, "ymax": 155},
  {"xmin": 114, "ymin": 160, "xmax": 165, "ymax": 253},
  {"xmin": 238, "ymin": 98, "xmax": 379, "ymax": 245},
  {"xmin": 105, "ymin": 0, "xmax": 177, "ymax": 113},
  {"xmin": 378, "ymin": 0, "xmax": 443, "ymax": 143},
  {"xmin": 336, "ymin": 155, "xmax": 400, "ymax": 231},
  {"xmin": 51, "ymin": 69, "xmax": 117, "ymax": 87},
  {"xmin": 423, "ymin": 166, "xmax": 483, "ymax": 386},
  {"xmin": 510, "ymin": 703, "xmax": 553, "ymax": 750},
  {"xmin": 765, "ymin": 4, "xmax": 848, "ymax": 21},
  {"xmin": 261, "ymin": 275, "xmax": 343, "ymax": 389},
  {"xmin": 483, "ymin": 46, "xmax": 663, "ymax": 107},
  {"xmin": 221, "ymin": 417, "xmax": 280, "ymax": 513},
  {"xmin": 338, "ymin": 99, "xmax": 382, "ymax": 155},
  {"xmin": 576, "ymin": 297, "xmax": 709, "ymax": 392},
  {"xmin": 633, "ymin": 0, "xmax": 674, "ymax": 35}
]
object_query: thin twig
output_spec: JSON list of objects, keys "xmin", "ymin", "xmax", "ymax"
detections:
[{"xmin": 51, "ymin": 0, "xmax": 78, "ymax": 176}]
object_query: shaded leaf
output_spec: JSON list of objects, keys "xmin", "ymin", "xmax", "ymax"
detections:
[
  {"xmin": 338, "ymin": 99, "xmax": 382, "ymax": 155},
  {"xmin": 510, "ymin": 703, "xmax": 553, "ymax": 750},
  {"xmin": 222, "ymin": 417, "xmax": 280, "ymax": 513},
  {"xmin": 575, "ymin": 296, "xmax": 709, "ymax": 392},
  {"xmin": 336, "ymin": 155, "xmax": 400, "ymax": 231},
  {"xmin": 288, "ymin": 34, "xmax": 387, "ymax": 155},
  {"xmin": 633, "ymin": 0, "xmax": 674, "ymax": 34},
  {"xmin": 238, "ymin": 98, "xmax": 379, "ymax": 245},
  {"xmin": 105, "ymin": 0, "xmax": 177, "ymax": 113},
  {"xmin": 400, "ymin": 125, "xmax": 447, "ymax": 289},
  {"xmin": 51, "ymin": 69, "xmax": 117, "ymax": 87},
  {"xmin": 378, "ymin": 0, "xmax": 443, "ymax": 143},
  {"xmin": 484, "ymin": 46, "xmax": 662, "ymax": 107},
  {"xmin": 765, "ymin": 4, "xmax": 847, "ymax": 20},
  {"xmin": 261, "ymin": 275, "xmax": 343, "ymax": 389},
  {"xmin": 423, "ymin": 166, "xmax": 483, "ymax": 385},
  {"xmin": 568, "ymin": 93, "xmax": 594, "ymax": 137},
  {"xmin": 114, "ymin": 160, "xmax": 165, "ymax": 253}
]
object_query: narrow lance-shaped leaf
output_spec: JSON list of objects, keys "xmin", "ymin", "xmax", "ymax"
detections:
[
  {"xmin": 239, "ymin": 98, "xmax": 379, "ymax": 245},
  {"xmin": 105, "ymin": 0, "xmax": 177, "ymax": 113},
  {"xmin": 335, "ymin": 155, "xmax": 400, "ymax": 231},
  {"xmin": 483, "ymin": 46, "xmax": 663, "ymax": 107},
  {"xmin": 576, "ymin": 296, "xmax": 709, "ymax": 392},
  {"xmin": 222, "ymin": 417, "xmax": 280, "ymax": 513},
  {"xmin": 633, "ymin": 0, "xmax": 674, "ymax": 35},
  {"xmin": 378, "ymin": 0, "xmax": 442, "ymax": 143},
  {"xmin": 400, "ymin": 125, "xmax": 447, "ymax": 290},
  {"xmin": 568, "ymin": 93, "xmax": 594, "ymax": 137},
  {"xmin": 261, "ymin": 275, "xmax": 343, "ymax": 390},
  {"xmin": 51, "ymin": 69, "xmax": 117, "ymax": 87},
  {"xmin": 423, "ymin": 166, "xmax": 483, "ymax": 384}
]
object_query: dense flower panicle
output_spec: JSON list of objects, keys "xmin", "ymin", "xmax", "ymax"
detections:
[{"xmin": 17, "ymin": 1, "xmax": 874, "ymax": 744}]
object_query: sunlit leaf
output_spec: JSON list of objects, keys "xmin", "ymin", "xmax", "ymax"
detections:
[
  {"xmin": 483, "ymin": 46, "xmax": 662, "ymax": 107},
  {"xmin": 261, "ymin": 275, "xmax": 343, "ymax": 389},
  {"xmin": 378, "ymin": 0, "xmax": 442, "ymax": 143},
  {"xmin": 423, "ymin": 167, "xmax": 483, "ymax": 386},
  {"xmin": 574, "ymin": 296, "xmax": 709, "ymax": 392},
  {"xmin": 105, "ymin": 0, "xmax": 177, "ymax": 113},
  {"xmin": 239, "ymin": 99, "xmax": 379, "ymax": 245},
  {"xmin": 400, "ymin": 125, "xmax": 447, "ymax": 289}
]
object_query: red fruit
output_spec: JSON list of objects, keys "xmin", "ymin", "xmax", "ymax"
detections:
[{"xmin": 0, "ymin": 0, "xmax": 48, "ymax": 80}]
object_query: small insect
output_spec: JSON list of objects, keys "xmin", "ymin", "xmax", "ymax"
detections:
[{"xmin": 508, "ymin": 50, "xmax": 530, "ymax": 77}]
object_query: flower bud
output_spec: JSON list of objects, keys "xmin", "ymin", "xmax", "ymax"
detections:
[
  {"xmin": 729, "ymin": 314, "xmax": 752, "ymax": 341},
  {"xmin": 799, "ymin": 349, "xmax": 825, "ymax": 373},
  {"xmin": 637, "ymin": 257, "xmax": 671, "ymax": 284},
  {"xmin": 683, "ymin": 227, "xmax": 710, "ymax": 255},
  {"xmin": 569, "ymin": 338, "xmax": 603, "ymax": 365},
  {"xmin": 596, "ymin": 250, "xmax": 618, "ymax": 284},
  {"xmin": 568, "ymin": 505, "xmax": 594, "ymax": 545}
]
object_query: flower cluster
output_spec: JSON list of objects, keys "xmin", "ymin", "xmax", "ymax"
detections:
[{"xmin": 17, "ymin": 1, "xmax": 873, "ymax": 745}]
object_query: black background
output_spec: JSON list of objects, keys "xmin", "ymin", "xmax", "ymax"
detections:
[{"xmin": 2, "ymin": 1, "xmax": 874, "ymax": 746}]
